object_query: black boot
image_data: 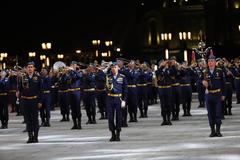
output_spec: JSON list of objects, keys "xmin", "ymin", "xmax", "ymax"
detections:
[
  {"xmin": 133, "ymin": 113, "xmax": 138, "ymax": 122},
  {"xmin": 66, "ymin": 114, "xmax": 70, "ymax": 121},
  {"xmin": 45, "ymin": 118, "xmax": 50, "ymax": 127},
  {"xmin": 161, "ymin": 115, "xmax": 167, "ymax": 126},
  {"xmin": 129, "ymin": 113, "xmax": 134, "ymax": 122},
  {"xmin": 166, "ymin": 115, "xmax": 172, "ymax": 125},
  {"xmin": 77, "ymin": 118, "xmax": 82, "ymax": 129},
  {"xmin": 209, "ymin": 124, "xmax": 216, "ymax": 137},
  {"xmin": 228, "ymin": 108, "xmax": 232, "ymax": 115},
  {"xmin": 92, "ymin": 116, "xmax": 97, "ymax": 124},
  {"xmin": 86, "ymin": 116, "xmax": 93, "ymax": 124},
  {"xmin": 27, "ymin": 132, "xmax": 33, "ymax": 143},
  {"xmin": 32, "ymin": 132, "xmax": 39, "ymax": 143},
  {"xmin": 109, "ymin": 131, "xmax": 116, "ymax": 142},
  {"xmin": 216, "ymin": 124, "xmax": 222, "ymax": 137},
  {"xmin": 182, "ymin": 104, "xmax": 187, "ymax": 116},
  {"xmin": 71, "ymin": 119, "xmax": 78, "ymax": 129},
  {"xmin": 60, "ymin": 114, "xmax": 66, "ymax": 122},
  {"xmin": 187, "ymin": 102, "xmax": 192, "ymax": 116},
  {"xmin": 144, "ymin": 109, "xmax": 148, "ymax": 118},
  {"xmin": 99, "ymin": 113, "xmax": 105, "ymax": 120},
  {"xmin": 41, "ymin": 118, "xmax": 46, "ymax": 127},
  {"xmin": 115, "ymin": 130, "xmax": 121, "ymax": 141}
]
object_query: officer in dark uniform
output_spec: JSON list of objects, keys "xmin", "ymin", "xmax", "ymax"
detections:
[
  {"xmin": 0, "ymin": 70, "xmax": 9, "ymax": 129},
  {"xmin": 82, "ymin": 64, "xmax": 97, "ymax": 124},
  {"xmin": 40, "ymin": 67, "xmax": 52, "ymax": 127},
  {"xmin": 202, "ymin": 54, "xmax": 226, "ymax": 137},
  {"xmin": 17, "ymin": 61, "xmax": 42, "ymax": 143},
  {"xmin": 68, "ymin": 61, "xmax": 83, "ymax": 129},
  {"xmin": 155, "ymin": 60, "xmax": 173, "ymax": 126},
  {"xmin": 106, "ymin": 62, "xmax": 128, "ymax": 141},
  {"xmin": 117, "ymin": 59, "xmax": 128, "ymax": 127},
  {"xmin": 8, "ymin": 70, "xmax": 18, "ymax": 114},
  {"xmin": 95, "ymin": 65, "xmax": 107, "ymax": 119}
]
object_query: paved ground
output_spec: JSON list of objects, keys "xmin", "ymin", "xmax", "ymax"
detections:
[{"xmin": 1, "ymin": 94, "xmax": 240, "ymax": 160}]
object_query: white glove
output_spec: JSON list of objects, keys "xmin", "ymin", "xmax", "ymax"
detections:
[{"xmin": 121, "ymin": 100, "xmax": 126, "ymax": 108}]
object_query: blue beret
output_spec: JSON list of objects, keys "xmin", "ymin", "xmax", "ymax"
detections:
[
  {"xmin": 208, "ymin": 54, "xmax": 216, "ymax": 61},
  {"xmin": 27, "ymin": 61, "xmax": 35, "ymax": 66},
  {"xmin": 71, "ymin": 61, "xmax": 78, "ymax": 65},
  {"xmin": 110, "ymin": 62, "xmax": 118, "ymax": 67}
]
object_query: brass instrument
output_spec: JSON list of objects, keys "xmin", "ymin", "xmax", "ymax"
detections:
[
  {"xmin": 53, "ymin": 61, "xmax": 67, "ymax": 72},
  {"xmin": 106, "ymin": 75, "xmax": 113, "ymax": 91}
]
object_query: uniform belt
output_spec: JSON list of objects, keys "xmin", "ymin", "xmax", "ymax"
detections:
[
  {"xmin": 42, "ymin": 90, "xmax": 51, "ymax": 93},
  {"xmin": 127, "ymin": 85, "xmax": 137, "ymax": 88},
  {"xmin": 59, "ymin": 90, "xmax": 69, "ymax": 93},
  {"xmin": 208, "ymin": 89, "xmax": 221, "ymax": 93},
  {"xmin": 68, "ymin": 88, "xmax": 81, "ymax": 92},
  {"xmin": 83, "ymin": 88, "xmax": 95, "ymax": 92},
  {"xmin": 21, "ymin": 96, "xmax": 37, "ymax": 99},
  {"xmin": 0, "ymin": 93, "xmax": 7, "ymax": 96},
  {"xmin": 171, "ymin": 83, "xmax": 180, "ymax": 86},
  {"xmin": 107, "ymin": 93, "xmax": 122, "ymax": 97},
  {"xmin": 9, "ymin": 90, "xmax": 16, "ymax": 93},
  {"xmin": 158, "ymin": 85, "xmax": 171, "ymax": 88},
  {"xmin": 235, "ymin": 77, "xmax": 240, "ymax": 80},
  {"xmin": 96, "ymin": 88, "xmax": 106, "ymax": 92},
  {"xmin": 181, "ymin": 84, "xmax": 191, "ymax": 87},
  {"xmin": 137, "ymin": 84, "xmax": 147, "ymax": 86}
]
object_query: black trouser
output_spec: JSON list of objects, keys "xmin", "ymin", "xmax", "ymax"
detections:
[
  {"xmin": 96, "ymin": 90, "xmax": 107, "ymax": 117},
  {"xmin": 22, "ymin": 99, "xmax": 39, "ymax": 133},
  {"xmin": 0, "ymin": 96, "xmax": 9, "ymax": 127},
  {"xmin": 84, "ymin": 91, "xmax": 96, "ymax": 121}
]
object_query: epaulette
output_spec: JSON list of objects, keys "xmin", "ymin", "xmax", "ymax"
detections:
[{"xmin": 216, "ymin": 67, "xmax": 222, "ymax": 71}]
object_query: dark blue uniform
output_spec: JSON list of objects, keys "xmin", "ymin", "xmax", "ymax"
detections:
[
  {"xmin": 68, "ymin": 70, "xmax": 83, "ymax": 129},
  {"xmin": 179, "ymin": 67, "xmax": 194, "ymax": 116},
  {"xmin": 232, "ymin": 65, "xmax": 240, "ymax": 103},
  {"xmin": 82, "ymin": 71, "xmax": 96, "ymax": 124},
  {"xmin": 58, "ymin": 73, "xmax": 70, "ymax": 121},
  {"xmin": 95, "ymin": 69, "xmax": 107, "ymax": 119},
  {"xmin": 137, "ymin": 68, "xmax": 149, "ymax": 118},
  {"xmin": 0, "ymin": 75, "xmax": 9, "ymax": 129},
  {"xmin": 155, "ymin": 65, "xmax": 173, "ymax": 125},
  {"xmin": 125, "ymin": 68, "xmax": 138, "ymax": 121},
  {"xmin": 107, "ymin": 72, "xmax": 128, "ymax": 141},
  {"xmin": 203, "ymin": 67, "xmax": 225, "ymax": 137},
  {"xmin": 8, "ymin": 74, "xmax": 18, "ymax": 114},
  {"xmin": 40, "ymin": 74, "xmax": 53, "ymax": 126},
  {"xmin": 18, "ymin": 73, "xmax": 42, "ymax": 142},
  {"xmin": 194, "ymin": 66, "xmax": 205, "ymax": 108}
]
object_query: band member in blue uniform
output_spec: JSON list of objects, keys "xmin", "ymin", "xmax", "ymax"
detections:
[
  {"xmin": 232, "ymin": 60, "xmax": 240, "ymax": 104},
  {"xmin": 40, "ymin": 67, "xmax": 52, "ymax": 127},
  {"xmin": 125, "ymin": 61, "xmax": 139, "ymax": 122},
  {"xmin": 0, "ymin": 70, "xmax": 9, "ymax": 129},
  {"xmin": 202, "ymin": 54, "xmax": 226, "ymax": 137},
  {"xmin": 82, "ymin": 64, "xmax": 97, "ymax": 124},
  {"xmin": 195, "ymin": 58, "xmax": 206, "ymax": 108},
  {"xmin": 106, "ymin": 62, "xmax": 128, "ymax": 141},
  {"xmin": 17, "ymin": 61, "xmax": 42, "ymax": 143},
  {"xmin": 8, "ymin": 71, "xmax": 18, "ymax": 114},
  {"xmin": 68, "ymin": 61, "xmax": 83, "ymax": 130},
  {"xmin": 57, "ymin": 68, "xmax": 70, "ymax": 122},
  {"xmin": 137, "ymin": 63, "xmax": 149, "ymax": 118},
  {"xmin": 95, "ymin": 65, "xmax": 107, "ymax": 119},
  {"xmin": 156, "ymin": 60, "xmax": 173, "ymax": 126}
]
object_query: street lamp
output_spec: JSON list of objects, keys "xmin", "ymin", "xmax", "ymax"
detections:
[
  {"xmin": 57, "ymin": 54, "xmax": 64, "ymax": 59},
  {"xmin": 29, "ymin": 52, "xmax": 36, "ymax": 57},
  {"xmin": 165, "ymin": 49, "xmax": 169, "ymax": 59},
  {"xmin": 238, "ymin": 25, "xmax": 240, "ymax": 32},
  {"xmin": 41, "ymin": 42, "xmax": 51, "ymax": 50},
  {"xmin": 76, "ymin": 50, "xmax": 81, "ymax": 54}
]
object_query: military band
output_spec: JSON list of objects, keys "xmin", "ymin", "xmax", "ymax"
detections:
[{"xmin": 1, "ymin": 51, "xmax": 240, "ymax": 143}]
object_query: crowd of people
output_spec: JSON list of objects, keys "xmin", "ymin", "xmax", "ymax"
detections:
[{"xmin": 0, "ymin": 51, "xmax": 240, "ymax": 143}]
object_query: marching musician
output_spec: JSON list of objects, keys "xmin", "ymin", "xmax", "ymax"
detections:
[
  {"xmin": 232, "ymin": 59, "xmax": 240, "ymax": 104},
  {"xmin": 95, "ymin": 64, "xmax": 107, "ymax": 120},
  {"xmin": 16, "ymin": 61, "xmax": 42, "ymax": 143},
  {"xmin": 202, "ymin": 53, "xmax": 226, "ymax": 137},
  {"xmin": 82, "ymin": 64, "xmax": 97, "ymax": 124},
  {"xmin": 68, "ymin": 61, "xmax": 83, "ymax": 129},
  {"xmin": 40, "ymin": 67, "xmax": 53, "ymax": 127},
  {"xmin": 125, "ymin": 60, "xmax": 139, "ymax": 122},
  {"xmin": 106, "ymin": 62, "xmax": 128, "ymax": 141},
  {"xmin": 0, "ymin": 69, "xmax": 9, "ymax": 129}
]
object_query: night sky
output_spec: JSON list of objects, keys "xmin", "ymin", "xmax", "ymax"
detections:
[{"xmin": 0, "ymin": 1, "xmax": 138, "ymax": 54}]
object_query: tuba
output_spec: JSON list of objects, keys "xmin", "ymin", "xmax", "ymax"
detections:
[{"xmin": 53, "ymin": 61, "xmax": 66, "ymax": 72}]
